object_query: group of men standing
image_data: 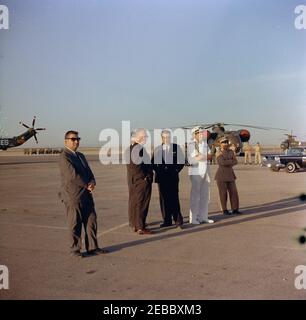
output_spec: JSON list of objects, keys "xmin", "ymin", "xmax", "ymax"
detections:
[
  {"xmin": 126, "ymin": 126, "xmax": 241, "ymax": 235},
  {"xmin": 126, "ymin": 129, "xmax": 185, "ymax": 234},
  {"xmin": 58, "ymin": 127, "xmax": 242, "ymax": 257},
  {"xmin": 243, "ymin": 142, "xmax": 262, "ymax": 165}
]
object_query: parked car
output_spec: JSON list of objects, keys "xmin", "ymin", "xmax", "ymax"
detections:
[{"xmin": 262, "ymin": 147, "xmax": 306, "ymax": 173}]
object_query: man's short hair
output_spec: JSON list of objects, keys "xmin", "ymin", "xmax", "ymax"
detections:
[
  {"xmin": 161, "ymin": 129, "xmax": 171, "ymax": 136},
  {"xmin": 65, "ymin": 130, "xmax": 78, "ymax": 139},
  {"xmin": 131, "ymin": 128, "xmax": 146, "ymax": 139}
]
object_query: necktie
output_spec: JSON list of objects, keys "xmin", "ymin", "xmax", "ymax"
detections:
[
  {"xmin": 163, "ymin": 145, "xmax": 169, "ymax": 164},
  {"xmin": 76, "ymin": 152, "xmax": 86, "ymax": 168}
]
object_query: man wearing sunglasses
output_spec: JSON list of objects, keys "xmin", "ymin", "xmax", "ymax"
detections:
[
  {"xmin": 59, "ymin": 130, "xmax": 108, "ymax": 257},
  {"xmin": 215, "ymin": 137, "xmax": 241, "ymax": 215}
]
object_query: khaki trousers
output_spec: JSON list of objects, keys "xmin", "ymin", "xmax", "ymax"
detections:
[
  {"xmin": 255, "ymin": 152, "xmax": 262, "ymax": 164},
  {"xmin": 216, "ymin": 180, "xmax": 239, "ymax": 211},
  {"xmin": 244, "ymin": 151, "xmax": 252, "ymax": 164}
]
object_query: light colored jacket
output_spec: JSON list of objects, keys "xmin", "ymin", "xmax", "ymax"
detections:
[{"xmin": 188, "ymin": 140, "xmax": 211, "ymax": 180}]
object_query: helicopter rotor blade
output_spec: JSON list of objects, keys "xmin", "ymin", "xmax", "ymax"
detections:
[
  {"xmin": 20, "ymin": 122, "xmax": 30, "ymax": 129},
  {"xmin": 222, "ymin": 123, "xmax": 287, "ymax": 131},
  {"xmin": 164, "ymin": 122, "xmax": 288, "ymax": 132},
  {"xmin": 35, "ymin": 128, "xmax": 46, "ymax": 131},
  {"xmin": 34, "ymin": 133, "xmax": 38, "ymax": 144},
  {"xmin": 32, "ymin": 116, "xmax": 36, "ymax": 128}
]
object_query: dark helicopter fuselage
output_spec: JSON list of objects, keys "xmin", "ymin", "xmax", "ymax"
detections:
[
  {"xmin": 207, "ymin": 129, "xmax": 251, "ymax": 155},
  {"xmin": 0, "ymin": 129, "xmax": 36, "ymax": 150}
]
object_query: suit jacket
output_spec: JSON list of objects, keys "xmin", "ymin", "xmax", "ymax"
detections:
[
  {"xmin": 126, "ymin": 143, "xmax": 153, "ymax": 188},
  {"xmin": 151, "ymin": 143, "xmax": 185, "ymax": 183},
  {"xmin": 59, "ymin": 147, "xmax": 95, "ymax": 204},
  {"xmin": 214, "ymin": 149, "xmax": 237, "ymax": 182}
]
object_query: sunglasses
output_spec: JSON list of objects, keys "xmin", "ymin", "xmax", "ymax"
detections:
[
  {"xmin": 221, "ymin": 141, "xmax": 229, "ymax": 144},
  {"xmin": 66, "ymin": 137, "xmax": 81, "ymax": 141}
]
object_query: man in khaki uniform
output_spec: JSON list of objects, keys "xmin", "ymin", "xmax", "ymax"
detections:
[
  {"xmin": 215, "ymin": 137, "xmax": 241, "ymax": 215},
  {"xmin": 254, "ymin": 142, "xmax": 262, "ymax": 165},
  {"xmin": 243, "ymin": 141, "xmax": 252, "ymax": 164}
]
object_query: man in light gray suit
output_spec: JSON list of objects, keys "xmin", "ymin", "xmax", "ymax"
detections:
[{"xmin": 59, "ymin": 130, "xmax": 108, "ymax": 257}]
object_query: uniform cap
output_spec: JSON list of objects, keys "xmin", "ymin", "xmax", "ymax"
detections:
[{"xmin": 191, "ymin": 126, "xmax": 204, "ymax": 134}]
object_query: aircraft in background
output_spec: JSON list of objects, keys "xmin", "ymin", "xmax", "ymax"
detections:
[
  {"xmin": 0, "ymin": 116, "xmax": 46, "ymax": 150},
  {"xmin": 280, "ymin": 132, "xmax": 306, "ymax": 151},
  {"xmin": 177, "ymin": 122, "xmax": 287, "ymax": 155}
]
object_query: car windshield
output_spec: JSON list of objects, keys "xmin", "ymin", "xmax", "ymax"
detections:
[{"xmin": 286, "ymin": 148, "xmax": 303, "ymax": 155}]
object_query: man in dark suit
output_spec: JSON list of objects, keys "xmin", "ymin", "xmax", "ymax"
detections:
[
  {"xmin": 152, "ymin": 130, "xmax": 185, "ymax": 228},
  {"xmin": 126, "ymin": 128, "xmax": 153, "ymax": 235},
  {"xmin": 59, "ymin": 130, "xmax": 108, "ymax": 257}
]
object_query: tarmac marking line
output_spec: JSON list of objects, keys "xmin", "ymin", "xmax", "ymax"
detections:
[
  {"xmin": 0, "ymin": 222, "xmax": 129, "ymax": 236},
  {"xmin": 97, "ymin": 222, "xmax": 129, "ymax": 238},
  {"xmin": 0, "ymin": 222, "xmax": 67, "ymax": 230}
]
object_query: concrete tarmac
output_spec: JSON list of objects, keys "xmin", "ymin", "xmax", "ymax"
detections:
[{"xmin": 0, "ymin": 154, "xmax": 305, "ymax": 299}]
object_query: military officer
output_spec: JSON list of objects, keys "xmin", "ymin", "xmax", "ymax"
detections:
[
  {"xmin": 187, "ymin": 126, "xmax": 214, "ymax": 224},
  {"xmin": 215, "ymin": 137, "xmax": 241, "ymax": 215},
  {"xmin": 243, "ymin": 141, "xmax": 252, "ymax": 165},
  {"xmin": 254, "ymin": 142, "xmax": 262, "ymax": 165}
]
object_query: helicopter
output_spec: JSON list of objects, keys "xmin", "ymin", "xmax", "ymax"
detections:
[
  {"xmin": 0, "ymin": 116, "xmax": 46, "ymax": 150},
  {"xmin": 280, "ymin": 132, "xmax": 301, "ymax": 151},
  {"xmin": 176, "ymin": 122, "xmax": 287, "ymax": 155}
]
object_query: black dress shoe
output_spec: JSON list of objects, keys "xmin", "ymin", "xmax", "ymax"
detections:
[
  {"xmin": 232, "ymin": 209, "xmax": 242, "ymax": 214},
  {"xmin": 223, "ymin": 210, "xmax": 231, "ymax": 215},
  {"xmin": 137, "ymin": 229, "xmax": 153, "ymax": 235},
  {"xmin": 160, "ymin": 222, "xmax": 172, "ymax": 228},
  {"xmin": 87, "ymin": 248, "xmax": 109, "ymax": 255}
]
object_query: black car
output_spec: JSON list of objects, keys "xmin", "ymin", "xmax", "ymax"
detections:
[{"xmin": 262, "ymin": 147, "xmax": 306, "ymax": 173}]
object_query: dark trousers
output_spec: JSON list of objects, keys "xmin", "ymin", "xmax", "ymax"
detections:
[
  {"xmin": 128, "ymin": 180, "xmax": 152, "ymax": 230},
  {"xmin": 65, "ymin": 192, "xmax": 98, "ymax": 253},
  {"xmin": 158, "ymin": 180, "xmax": 183, "ymax": 225}
]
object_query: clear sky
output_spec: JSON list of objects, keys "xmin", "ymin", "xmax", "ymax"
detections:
[{"xmin": 0, "ymin": 0, "xmax": 305, "ymax": 147}]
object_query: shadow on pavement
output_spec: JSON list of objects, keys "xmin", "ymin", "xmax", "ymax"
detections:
[{"xmin": 105, "ymin": 196, "xmax": 306, "ymax": 253}]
